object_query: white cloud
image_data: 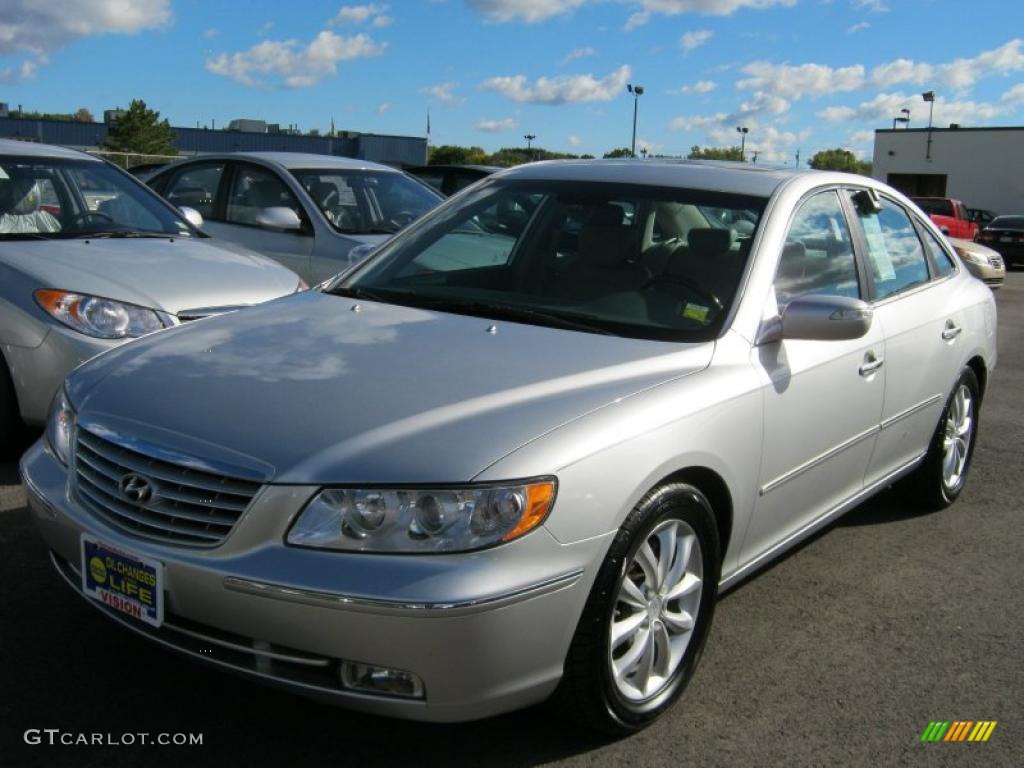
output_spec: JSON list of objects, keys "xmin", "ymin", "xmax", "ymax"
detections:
[
  {"xmin": 738, "ymin": 61, "xmax": 866, "ymax": 99},
  {"xmin": 567, "ymin": 134, "xmax": 583, "ymax": 146},
  {"xmin": 330, "ymin": 4, "xmax": 389, "ymax": 25},
  {"xmin": 376, "ymin": 102, "xmax": 391, "ymax": 114},
  {"xmin": 738, "ymin": 91, "xmax": 790, "ymax": 115},
  {"xmin": 637, "ymin": 137, "xmax": 663, "ymax": 154},
  {"xmin": 562, "ymin": 46, "xmax": 596, "ymax": 64},
  {"xmin": 475, "ymin": 116, "xmax": 518, "ymax": 132},
  {"xmin": 669, "ymin": 113, "xmax": 729, "ymax": 131},
  {"xmin": 372, "ymin": 14, "xmax": 393, "ymax": 27},
  {"xmin": 206, "ymin": 31, "xmax": 384, "ymax": 88},
  {"xmin": 624, "ymin": 11, "xmax": 651, "ymax": 30},
  {"xmin": 466, "ymin": 0, "xmax": 586, "ymax": 23},
  {"xmin": 847, "ymin": 129, "xmax": 875, "ymax": 147},
  {"xmin": 204, "ymin": 27, "xmax": 220, "ymax": 39},
  {"xmin": 676, "ymin": 79, "xmax": 717, "ymax": 94},
  {"xmin": 0, "ymin": 0, "xmax": 170, "ymax": 81},
  {"xmin": 852, "ymin": 0, "xmax": 889, "ymax": 11},
  {"xmin": 1002, "ymin": 83, "xmax": 1024, "ymax": 104},
  {"xmin": 680, "ymin": 30, "xmax": 713, "ymax": 53},
  {"xmin": 421, "ymin": 81, "xmax": 463, "ymax": 105},
  {"xmin": 626, "ymin": 0, "xmax": 796, "ymax": 29},
  {"xmin": 818, "ymin": 91, "xmax": 1006, "ymax": 126},
  {"xmin": 256, "ymin": 21, "xmax": 274, "ymax": 37},
  {"xmin": 481, "ymin": 64, "xmax": 631, "ymax": 105},
  {"xmin": 846, "ymin": 21, "xmax": 869, "ymax": 34}
]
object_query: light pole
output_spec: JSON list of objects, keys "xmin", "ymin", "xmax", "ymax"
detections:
[
  {"xmin": 736, "ymin": 126, "xmax": 749, "ymax": 161},
  {"xmin": 922, "ymin": 91, "xmax": 935, "ymax": 160},
  {"xmin": 523, "ymin": 133, "xmax": 536, "ymax": 160},
  {"xmin": 751, "ymin": 150, "xmax": 759, "ymax": 164},
  {"xmin": 900, "ymin": 107, "xmax": 911, "ymax": 128},
  {"xmin": 627, "ymin": 83, "xmax": 644, "ymax": 157},
  {"xmin": 893, "ymin": 115, "xmax": 909, "ymax": 129}
]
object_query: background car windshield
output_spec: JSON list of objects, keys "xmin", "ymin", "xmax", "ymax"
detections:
[
  {"xmin": 292, "ymin": 169, "xmax": 439, "ymax": 235},
  {"xmin": 0, "ymin": 156, "xmax": 192, "ymax": 239},
  {"xmin": 989, "ymin": 215, "xmax": 1024, "ymax": 229},
  {"xmin": 340, "ymin": 180, "xmax": 766, "ymax": 342},
  {"xmin": 912, "ymin": 198, "xmax": 953, "ymax": 217}
]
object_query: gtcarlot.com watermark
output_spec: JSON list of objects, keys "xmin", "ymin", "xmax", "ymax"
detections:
[{"xmin": 24, "ymin": 729, "xmax": 202, "ymax": 746}]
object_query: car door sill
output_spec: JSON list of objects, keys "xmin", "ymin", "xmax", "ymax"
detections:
[{"xmin": 720, "ymin": 452, "xmax": 926, "ymax": 593}]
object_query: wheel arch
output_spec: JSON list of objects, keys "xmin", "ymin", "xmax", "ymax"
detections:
[
  {"xmin": 653, "ymin": 466, "xmax": 734, "ymax": 561},
  {"xmin": 965, "ymin": 355, "xmax": 987, "ymax": 402}
]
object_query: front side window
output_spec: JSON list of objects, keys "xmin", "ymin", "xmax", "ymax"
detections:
[
  {"xmin": 332, "ymin": 180, "xmax": 766, "ymax": 342},
  {"xmin": 854, "ymin": 197, "xmax": 931, "ymax": 300},
  {"xmin": 226, "ymin": 166, "xmax": 304, "ymax": 227},
  {"xmin": 0, "ymin": 155, "xmax": 194, "ymax": 239},
  {"xmin": 292, "ymin": 169, "xmax": 440, "ymax": 235},
  {"xmin": 775, "ymin": 190, "xmax": 860, "ymax": 307},
  {"xmin": 163, "ymin": 163, "xmax": 224, "ymax": 219}
]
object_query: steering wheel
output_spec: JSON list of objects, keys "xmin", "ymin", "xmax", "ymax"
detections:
[
  {"xmin": 387, "ymin": 210, "xmax": 418, "ymax": 229},
  {"xmin": 643, "ymin": 273, "xmax": 724, "ymax": 312},
  {"xmin": 67, "ymin": 211, "xmax": 115, "ymax": 230}
]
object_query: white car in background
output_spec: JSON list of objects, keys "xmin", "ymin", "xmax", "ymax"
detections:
[{"xmin": 147, "ymin": 153, "xmax": 443, "ymax": 285}]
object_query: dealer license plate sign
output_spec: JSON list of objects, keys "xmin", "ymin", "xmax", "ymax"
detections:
[{"xmin": 81, "ymin": 535, "xmax": 163, "ymax": 628}]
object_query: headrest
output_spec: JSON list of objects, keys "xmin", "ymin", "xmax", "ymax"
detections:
[
  {"xmin": 1, "ymin": 178, "xmax": 40, "ymax": 215},
  {"xmin": 687, "ymin": 227, "xmax": 734, "ymax": 255},
  {"xmin": 579, "ymin": 208, "xmax": 635, "ymax": 268},
  {"xmin": 308, "ymin": 180, "xmax": 336, "ymax": 203},
  {"xmin": 248, "ymin": 179, "xmax": 283, "ymax": 208},
  {"xmin": 589, "ymin": 204, "xmax": 626, "ymax": 227},
  {"xmin": 778, "ymin": 241, "xmax": 807, "ymax": 279}
]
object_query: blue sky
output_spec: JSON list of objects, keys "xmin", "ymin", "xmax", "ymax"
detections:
[{"xmin": 2, "ymin": 0, "xmax": 1024, "ymax": 162}]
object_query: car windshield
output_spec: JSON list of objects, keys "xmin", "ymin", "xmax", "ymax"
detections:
[
  {"xmin": 912, "ymin": 198, "xmax": 954, "ymax": 217},
  {"xmin": 331, "ymin": 179, "xmax": 766, "ymax": 342},
  {"xmin": 989, "ymin": 216, "xmax": 1024, "ymax": 229},
  {"xmin": 291, "ymin": 169, "xmax": 440, "ymax": 235},
  {"xmin": 0, "ymin": 155, "xmax": 194, "ymax": 240}
]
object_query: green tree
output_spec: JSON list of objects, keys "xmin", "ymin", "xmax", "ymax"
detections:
[
  {"xmin": 687, "ymin": 145, "xmax": 743, "ymax": 161},
  {"xmin": 103, "ymin": 99, "xmax": 177, "ymax": 156},
  {"xmin": 603, "ymin": 147, "xmax": 633, "ymax": 158},
  {"xmin": 808, "ymin": 148, "xmax": 872, "ymax": 175},
  {"xmin": 73, "ymin": 107, "xmax": 94, "ymax": 123},
  {"xmin": 428, "ymin": 144, "xmax": 488, "ymax": 165}
]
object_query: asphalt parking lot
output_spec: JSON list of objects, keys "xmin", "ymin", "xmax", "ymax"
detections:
[{"xmin": 1, "ymin": 275, "xmax": 1021, "ymax": 768}]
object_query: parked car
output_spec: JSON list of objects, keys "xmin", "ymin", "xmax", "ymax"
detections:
[
  {"xmin": 910, "ymin": 196, "xmax": 979, "ymax": 240},
  {"xmin": 22, "ymin": 161, "xmax": 996, "ymax": 733},
  {"xmin": 147, "ymin": 153, "xmax": 443, "ymax": 285},
  {"xmin": 126, "ymin": 162, "xmax": 168, "ymax": 182},
  {"xmin": 976, "ymin": 215, "xmax": 1024, "ymax": 268},
  {"xmin": 966, "ymin": 207, "xmax": 996, "ymax": 228},
  {"xmin": 406, "ymin": 164, "xmax": 501, "ymax": 197},
  {"xmin": 0, "ymin": 139, "xmax": 304, "ymax": 455},
  {"xmin": 948, "ymin": 237, "xmax": 1005, "ymax": 288}
]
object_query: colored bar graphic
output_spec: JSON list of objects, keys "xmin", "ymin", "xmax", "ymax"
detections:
[{"xmin": 921, "ymin": 720, "xmax": 996, "ymax": 743}]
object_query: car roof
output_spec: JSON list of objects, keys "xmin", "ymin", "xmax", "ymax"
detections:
[
  {"xmin": 0, "ymin": 139, "xmax": 100, "ymax": 162},
  {"xmin": 179, "ymin": 152, "xmax": 401, "ymax": 172},
  {"xmin": 492, "ymin": 159, "xmax": 814, "ymax": 197},
  {"xmin": 408, "ymin": 164, "xmax": 502, "ymax": 173}
]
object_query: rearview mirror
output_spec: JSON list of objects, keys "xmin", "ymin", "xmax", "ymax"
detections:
[
  {"xmin": 179, "ymin": 206, "xmax": 204, "ymax": 229},
  {"xmin": 257, "ymin": 206, "xmax": 303, "ymax": 231},
  {"xmin": 758, "ymin": 295, "xmax": 873, "ymax": 344}
]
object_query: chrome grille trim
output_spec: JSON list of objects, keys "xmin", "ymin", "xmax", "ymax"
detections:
[{"xmin": 73, "ymin": 428, "xmax": 262, "ymax": 547}]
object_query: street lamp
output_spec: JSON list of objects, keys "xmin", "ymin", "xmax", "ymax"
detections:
[
  {"xmin": 627, "ymin": 83, "xmax": 644, "ymax": 157},
  {"xmin": 736, "ymin": 126, "xmax": 749, "ymax": 161},
  {"xmin": 892, "ymin": 115, "xmax": 909, "ymax": 129},
  {"xmin": 922, "ymin": 91, "xmax": 936, "ymax": 160},
  {"xmin": 523, "ymin": 133, "xmax": 536, "ymax": 160},
  {"xmin": 900, "ymin": 107, "xmax": 911, "ymax": 128}
]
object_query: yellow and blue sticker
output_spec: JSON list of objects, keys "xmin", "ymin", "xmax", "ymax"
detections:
[{"xmin": 81, "ymin": 536, "xmax": 163, "ymax": 628}]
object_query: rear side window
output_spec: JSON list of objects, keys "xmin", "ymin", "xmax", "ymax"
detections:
[
  {"xmin": 226, "ymin": 166, "xmax": 303, "ymax": 227},
  {"xmin": 919, "ymin": 225, "xmax": 957, "ymax": 277},
  {"xmin": 854, "ymin": 197, "xmax": 931, "ymax": 300},
  {"xmin": 163, "ymin": 163, "xmax": 224, "ymax": 219},
  {"xmin": 774, "ymin": 190, "xmax": 860, "ymax": 307}
]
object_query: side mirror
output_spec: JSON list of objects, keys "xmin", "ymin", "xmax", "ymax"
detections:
[
  {"xmin": 179, "ymin": 206, "xmax": 204, "ymax": 229},
  {"xmin": 257, "ymin": 206, "xmax": 303, "ymax": 231},
  {"xmin": 758, "ymin": 295, "xmax": 873, "ymax": 344}
]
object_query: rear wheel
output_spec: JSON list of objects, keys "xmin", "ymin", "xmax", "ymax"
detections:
[
  {"xmin": 898, "ymin": 367, "xmax": 980, "ymax": 510},
  {"xmin": 554, "ymin": 483, "xmax": 720, "ymax": 734}
]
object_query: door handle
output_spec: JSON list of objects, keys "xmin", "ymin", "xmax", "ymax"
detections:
[
  {"xmin": 942, "ymin": 321, "xmax": 962, "ymax": 340},
  {"xmin": 859, "ymin": 353, "xmax": 884, "ymax": 377}
]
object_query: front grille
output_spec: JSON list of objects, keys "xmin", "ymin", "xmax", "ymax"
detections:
[
  {"xmin": 73, "ymin": 428, "xmax": 262, "ymax": 546},
  {"xmin": 989, "ymin": 255, "xmax": 1003, "ymax": 268}
]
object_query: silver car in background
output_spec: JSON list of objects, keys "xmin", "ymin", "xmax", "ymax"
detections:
[
  {"xmin": 147, "ymin": 152, "xmax": 443, "ymax": 285},
  {"xmin": 0, "ymin": 140, "xmax": 303, "ymax": 454},
  {"xmin": 22, "ymin": 161, "xmax": 996, "ymax": 733}
]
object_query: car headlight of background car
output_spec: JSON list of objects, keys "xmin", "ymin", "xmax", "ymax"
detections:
[
  {"xmin": 287, "ymin": 480, "xmax": 556, "ymax": 553},
  {"xmin": 45, "ymin": 388, "xmax": 75, "ymax": 466},
  {"xmin": 35, "ymin": 289, "xmax": 169, "ymax": 339}
]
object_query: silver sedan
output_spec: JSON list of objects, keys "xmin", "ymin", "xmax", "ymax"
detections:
[
  {"xmin": 21, "ymin": 160, "xmax": 996, "ymax": 733},
  {"xmin": 0, "ymin": 140, "xmax": 303, "ymax": 454}
]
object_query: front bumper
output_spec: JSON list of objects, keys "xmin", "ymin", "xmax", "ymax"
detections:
[{"xmin": 21, "ymin": 441, "xmax": 608, "ymax": 722}]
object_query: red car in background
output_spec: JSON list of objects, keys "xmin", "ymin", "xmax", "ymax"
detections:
[{"xmin": 911, "ymin": 197, "xmax": 980, "ymax": 240}]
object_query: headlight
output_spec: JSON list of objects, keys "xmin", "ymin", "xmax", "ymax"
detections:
[
  {"xmin": 287, "ymin": 480, "xmax": 556, "ymax": 553},
  {"xmin": 45, "ymin": 388, "xmax": 75, "ymax": 466},
  {"xmin": 35, "ymin": 290, "xmax": 168, "ymax": 339}
]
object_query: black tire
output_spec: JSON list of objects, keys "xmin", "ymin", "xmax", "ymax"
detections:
[
  {"xmin": 553, "ymin": 483, "xmax": 721, "ymax": 735},
  {"xmin": 898, "ymin": 367, "xmax": 981, "ymax": 510},
  {"xmin": 0, "ymin": 354, "xmax": 27, "ymax": 460}
]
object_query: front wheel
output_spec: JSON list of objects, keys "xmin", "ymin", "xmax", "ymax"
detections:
[
  {"xmin": 898, "ymin": 367, "xmax": 981, "ymax": 510},
  {"xmin": 554, "ymin": 483, "xmax": 720, "ymax": 734}
]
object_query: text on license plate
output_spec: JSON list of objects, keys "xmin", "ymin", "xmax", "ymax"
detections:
[{"xmin": 80, "ymin": 535, "xmax": 163, "ymax": 628}]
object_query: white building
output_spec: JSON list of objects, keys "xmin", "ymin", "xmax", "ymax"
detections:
[{"xmin": 872, "ymin": 126, "xmax": 1024, "ymax": 215}]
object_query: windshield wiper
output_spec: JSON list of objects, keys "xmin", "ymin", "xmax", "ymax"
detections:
[
  {"xmin": 387, "ymin": 295, "xmax": 617, "ymax": 336},
  {"xmin": 74, "ymin": 231, "xmax": 177, "ymax": 239},
  {"xmin": 341, "ymin": 227, "xmax": 396, "ymax": 235},
  {"xmin": 326, "ymin": 285, "xmax": 404, "ymax": 303}
]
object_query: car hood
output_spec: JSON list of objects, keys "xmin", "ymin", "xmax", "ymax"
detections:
[
  {"xmin": 0, "ymin": 237, "xmax": 298, "ymax": 315},
  {"xmin": 67, "ymin": 292, "xmax": 713, "ymax": 483}
]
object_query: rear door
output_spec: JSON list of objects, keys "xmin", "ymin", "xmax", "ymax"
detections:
[{"xmin": 847, "ymin": 191, "xmax": 965, "ymax": 484}]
